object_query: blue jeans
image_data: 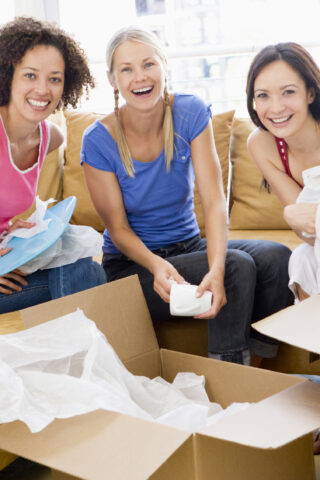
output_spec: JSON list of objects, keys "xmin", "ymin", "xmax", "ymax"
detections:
[
  {"xmin": 103, "ymin": 235, "xmax": 293, "ymax": 365},
  {"xmin": 0, "ymin": 257, "xmax": 106, "ymax": 314}
]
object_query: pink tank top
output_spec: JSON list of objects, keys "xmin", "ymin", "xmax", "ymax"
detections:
[
  {"xmin": 0, "ymin": 116, "xmax": 50, "ymax": 234},
  {"xmin": 274, "ymin": 136, "xmax": 303, "ymax": 188}
]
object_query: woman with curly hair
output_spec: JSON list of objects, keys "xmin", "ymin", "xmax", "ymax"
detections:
[{"xmin": 0, "ymin": 17, "xmax": 106, "ymax": 313}]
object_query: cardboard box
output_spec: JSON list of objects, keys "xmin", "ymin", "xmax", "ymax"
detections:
[
  {"xmin": 0, "ymin": 276, "xmax": 320, "ymax": 479},
  {"xmin": 253, "ymin": 295, "xmax": 320, "ymax": 375}
]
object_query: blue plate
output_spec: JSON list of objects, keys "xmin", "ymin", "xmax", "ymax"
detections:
[{"xmin": 0, "ymin": 196, "xmax": 77, "ymax": 275}]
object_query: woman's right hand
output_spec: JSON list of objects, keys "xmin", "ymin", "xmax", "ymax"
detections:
[
  {"xmin": 152, "ymin": 256, "xmax": 185, "ymax": 303},
  {"xmin": 0, "ymin": 270, "xmax": 28, "ymax": 295},
  {"xmin": 284, "ymin": 203, "xmax": 317, "ymax": 244}
]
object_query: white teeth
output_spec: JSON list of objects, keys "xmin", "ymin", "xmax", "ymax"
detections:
[
  {"xmin": 28, "ymin": 99, "xmax": 49, "ymax": 107},
  {"xmin": 271, "ymin": 116, "xmax": 290, "ymax": 123},
  {"xmin": 132, "ymin": 87, "xmax": 152, "ymax": 93}
]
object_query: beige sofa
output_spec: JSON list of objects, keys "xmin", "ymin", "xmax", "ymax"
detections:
[
  {"xmin": 0, "ymin": 108, "xmax": 319, "ymax": 473},
  {"xmin": 1, "ymin": 108, "xmax": 317, "ymax": 377}
]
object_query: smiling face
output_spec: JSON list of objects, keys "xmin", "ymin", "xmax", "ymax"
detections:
[
  {"xmin": 109, "ymin": 40, "xmax": 166, "ymax": 110},
  {"xmin": 253, "ymin": 60, "xmax": 315, "ymax": 138},
  {"xmin": 9, "ymin": 44, "xmax": 65, "ymax": 123}
]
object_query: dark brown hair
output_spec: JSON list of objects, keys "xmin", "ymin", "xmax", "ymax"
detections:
[
  {"xmin": 0, "ymin": 16, "xmax": 95, "ymax": 108},
  {"xmin": 246, "ymin": 42, "xmax": 320, "ymax": 129}
]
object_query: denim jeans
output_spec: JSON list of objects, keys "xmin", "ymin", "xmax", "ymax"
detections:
[
  {"xmin": 103, "ymin": 235, "xmax": 293, "ymax": 365},
  {"xmin": 0, "ymin": 257, "xmax": 106, "ymax": 314}
]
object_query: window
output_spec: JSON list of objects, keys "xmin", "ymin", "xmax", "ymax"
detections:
[
  {"xmin": 57, "ymin": 0, "xmax": 320, "ymax": 115},
  {"xmin": 9, "ymin": 0, "xmax": 320, "ymax": 115},
  {"xmin": 1, "ymin": 1, "xmax": 14, "ymax": 23}
]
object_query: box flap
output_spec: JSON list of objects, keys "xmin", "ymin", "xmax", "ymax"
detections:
[
  {"xmin": 20, "ymin": 275, "xmax": 159, "ymax": 364},
  {"xmin": 160, "ymin": 349, "xmax": 304, "ymax": 407},
  {"xmin": 200, "ymin": 380, "xmax": 320, "ymax": 449},
  {"xmin": 0, "ymin": 411, "xmax": 191, "ymax": 480},
  {"xmin": 252, "ymin": 295, "xmax": 320, "ymax": 354}
]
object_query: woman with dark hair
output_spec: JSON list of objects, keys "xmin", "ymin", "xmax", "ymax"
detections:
[
  {"xmin": 246, "ymin": 42, "xmax": 320, "ymax": 299},
  {"xmin": 0, "ymin": 17, "xmax": 106, "ymax": 313}
]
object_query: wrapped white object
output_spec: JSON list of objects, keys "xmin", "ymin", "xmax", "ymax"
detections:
[
  {"xmin": 0, "ymin": 197, "xmax": 55, "ymax": 248},
  {"xmin": 289, "ymin": 166, "xmax": 320, "ymax": 298},
  {"xmin": 19, "ymin": 224, "xmax": 103, "ymax": 274},
  {"xmin": 0, "ymin": 309, "xmax": 250, "ymax": 433},
  {"xmin": 170, "ymin": 283, "xmax": 212, "ymax": 316}
]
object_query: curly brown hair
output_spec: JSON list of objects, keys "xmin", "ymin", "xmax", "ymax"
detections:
[{"xmin": 0, "ymin": 16, "xmax": 95, "ymax": 108}]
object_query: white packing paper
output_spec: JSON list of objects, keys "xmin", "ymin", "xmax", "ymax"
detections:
[
  {"xmin": 0, "ymin": 309, "xmax": 250, "ymax": 433},
  {"xmin": 288, "ymin": 166, "xmax": 320, "ymax": 298},
  {"xmin": 19, "ymin": 224, "xmax": 103, "ymax": 274},
  {"xmin": 0, "ymin": 196, "xmax": 55, "ymax": 248}
]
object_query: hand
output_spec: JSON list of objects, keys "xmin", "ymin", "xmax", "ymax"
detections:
[
  {"xmin": 284, "ymin": 203, "xmax": 317, "ymax": 237},
  {"xmin": 7, "ymin": 219, "xmax": 35, "ymax": 234},
  {"xmin": 194, "ymin": 271, "xmax": 226, "ymax": 319},
  {"xmin": 0, "ymin": 269, "xmax": 28, "ymax": 295},
  {"xmin": 0, "ymin": 247, "xmax": 11, "ymax": 257},
  {"xmin": 152, "ymin": 257, "xmax": 185, "ymax": 303}
]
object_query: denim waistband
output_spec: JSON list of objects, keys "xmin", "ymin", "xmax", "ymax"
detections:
[
  {"xmin": 151, "ymin": 234, "xmax": 201, "ymax": 257},
  {"xmin": 104, "ymin": 234, "xmax": 201, "ymax": 262}
]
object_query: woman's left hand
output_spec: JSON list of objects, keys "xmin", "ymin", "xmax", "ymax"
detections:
[
  {"xmin": 7, "ymin": 219, "xmax": 35, "ymax": 234},
  {"xmin": 194, "ymin": 271, "xmax": 226, "ymax": 319},
  {"xmin": 0, "ymin": 248, "xmax": 11, "ymax": 257}
]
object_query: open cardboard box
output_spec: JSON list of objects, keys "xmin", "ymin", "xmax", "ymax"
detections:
[
  {"xmin": 0, "ymin": 276, "xmax": 320, "ymax": 479},
  {"xmin": 253, "ymin": 295, "xmax": 320, "ymax": 375}
]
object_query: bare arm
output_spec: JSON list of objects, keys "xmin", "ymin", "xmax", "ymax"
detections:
[
  {"xmin": 247, "ymin": 129, "xmax": 314, "ymax": 241},
  {"xmin": 47, "ymin": 122, "xmax": 64, "ymax": 154},
  {"xmin": 191, "ymin": 122, "xmax": 227, "ymax": 319},
  {"xmin": 82, "ymin": 163, "xmax": 184, "ymax": 302},
  {"xmin": 247, "ymin": 129, "xmax": 301, "ymax": 206}
]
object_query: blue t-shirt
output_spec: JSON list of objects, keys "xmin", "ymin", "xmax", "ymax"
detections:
[{"xmin": 81, "ymin": 93, "xmax": 211, "ymax": 254}]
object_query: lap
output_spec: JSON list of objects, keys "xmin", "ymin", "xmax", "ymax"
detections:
[
  {"xmin": 0, "ymin": 269, "xmax": 51, "ymax": 314},
  {"xmin": 0, "ymin": 258, "xmax": 106, "ymax": 314}
]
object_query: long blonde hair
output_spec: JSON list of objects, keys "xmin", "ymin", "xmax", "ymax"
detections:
[{"xmin": 106, "ymin": 26, "xmax": 174, "ymax": 177}]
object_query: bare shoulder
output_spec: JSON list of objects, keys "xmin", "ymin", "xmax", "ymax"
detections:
[
  {"xmin": 47, "ymin": 122, "xmax": 64, "ymax": 154},
  {"xmin": 247, "ymin": 127, "xmax": 279, "ymax": 168},
  {"xmin": 100, "ymin": 112, "xmax": 116, "ymax": 140},
  {"xmin": 247, "ymin": 127, "xmax": 275, "ymax": 153}
]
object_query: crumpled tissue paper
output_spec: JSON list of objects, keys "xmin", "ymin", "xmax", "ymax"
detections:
[{"xmin": 0, "ymin": 309, "xmax": 250, "ymax": 433}]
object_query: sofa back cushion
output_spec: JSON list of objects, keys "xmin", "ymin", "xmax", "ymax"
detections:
[
  {"xmin": 63, "ymin": 111, "xmax": 105, "ymax": 231},
  {"xmin": 229, "ymin": 117, "xmax": 289, "ymax": 230},
  {"xmin": 12, "ymin": 111, "xmax": 65, "ymax": 222},
  {"xmin": 64, "ymin": 109, "xmax": 235, "ymax": 235},
  {"xmin": 194, "ymin": 109, "xmax": 235, "ymax": 236}
]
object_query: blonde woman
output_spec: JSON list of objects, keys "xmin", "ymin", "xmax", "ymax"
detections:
[{"xmin": 82, "ymin": 26, "xmax": 293, "ymax": 365}]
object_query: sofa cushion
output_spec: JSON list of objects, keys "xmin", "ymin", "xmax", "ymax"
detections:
[
  {"xmin": 194, "ymin": 109, "xmax": 235, "ymax": 236},
  {"xmin": 229, "ymin": 117, "xmax": 289, "ymax": 230},
  {"xmin": 64, "ymin": 109, "xmax": 235, "ymax": 235},
  {"xmin": 63, "ymin": 111, "xmax": 105, "ymax": 231},
  {"xmin": 12, "ymin": 111, "xmax": 65, "ymax": 222}
]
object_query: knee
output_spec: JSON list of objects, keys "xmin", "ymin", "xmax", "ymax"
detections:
[
  {"xmin": 225, "ymin": 249, "xmax": 256, "ymax": 292},
  {"xmin": 266, "ymin": 242, "xmax": 291, "ymax": 262},
  {"xmin": 253, "ymin": 241, "xmax": 291, "ymax": 267},
  {"xmin": 169, "ymin": 251, "xmax": 209, "ymax": 285}
]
